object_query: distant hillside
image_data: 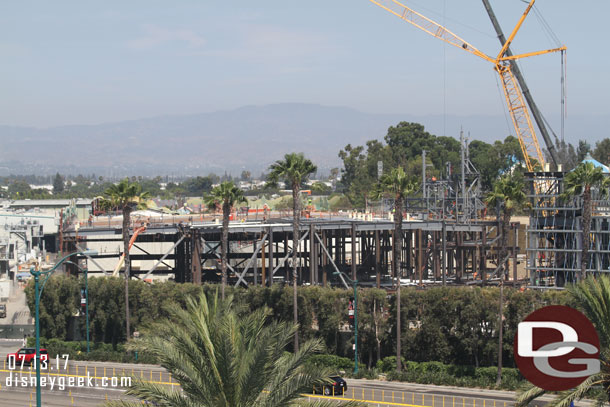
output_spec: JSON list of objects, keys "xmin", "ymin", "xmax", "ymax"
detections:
[{"xmin": 0, "ymin": 103, "xmax": 602, "ymax": 176}]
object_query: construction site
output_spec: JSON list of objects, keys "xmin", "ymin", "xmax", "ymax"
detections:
[{"xmin": 7, "ymin": 0, "xmax": 604, "ymax": 291}]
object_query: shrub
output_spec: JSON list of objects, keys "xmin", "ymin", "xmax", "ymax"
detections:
[
  {"xmin": 307, "ymin": 354, "xmax": 353, "ymax": 371},
  {"xmin": 376, "ymin": 356, "xmax": 407, "ymax": 373}
]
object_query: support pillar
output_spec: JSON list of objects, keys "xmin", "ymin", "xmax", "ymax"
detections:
[
  {"xmin": 351, "ymin": 223, "xmax": 357, "ymax": 280},
  {"xmin": 375, "ymin": 230, "xmax": 381, "ymax": 289}
]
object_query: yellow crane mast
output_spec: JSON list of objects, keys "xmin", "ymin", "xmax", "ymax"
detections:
[{"xmin": 368, "ymin": 0, "xmax": 566, "ymax": 172}]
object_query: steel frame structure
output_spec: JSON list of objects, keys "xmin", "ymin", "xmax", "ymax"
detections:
[{"xmin": 526, "ymin": 171, "xmax": 610, "ymax": 287}]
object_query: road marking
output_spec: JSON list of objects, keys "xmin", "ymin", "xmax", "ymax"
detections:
[{"xmin": 305, "ymin": 393, "xmax": 422, "ymax": 406}]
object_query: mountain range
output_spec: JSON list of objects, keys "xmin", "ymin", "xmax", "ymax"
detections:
[{"xmin": 0, "ymin": 103, "xmax": 605, "ymax": 176}]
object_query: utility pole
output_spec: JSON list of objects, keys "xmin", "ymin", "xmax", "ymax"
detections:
[{"xmin": 481, "ymin": 0, "xmax": 559, "ymax": 168}]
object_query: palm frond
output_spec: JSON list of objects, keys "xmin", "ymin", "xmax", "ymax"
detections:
[
  {"xmin": 548, "ymin": 373, "xmax": 605, "ymax": 407},
  {"xmin": 515, "ymin": 384, "xmax": 546, "ymax": 407}
]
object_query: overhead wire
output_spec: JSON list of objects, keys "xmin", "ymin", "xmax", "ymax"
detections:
[
  {"xmin": 494, "ymin": 72, "xmax": 514, "ymax": 140},
  {"xmin": 408, "ymin": 0, "xmax": 496, "ymax": 40},
  {"xmin": 521, "ymin": 0, "xmax": 566, "ymax": 144}
]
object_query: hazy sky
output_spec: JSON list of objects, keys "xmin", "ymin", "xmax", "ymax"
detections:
[{"xmin": 1, "ymin": 0, "xmax": 607, "ymax": 142}]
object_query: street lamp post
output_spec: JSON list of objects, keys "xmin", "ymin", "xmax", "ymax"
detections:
[
  {"xmin": 30, "ymin": 250, "xmax": 97, "ymax": 407},
  {"xmin": 65, "ymin": 260, "xmax": 90, "ymax": 354},
  {"xmin": 333, "ymin": 271, "xmax": 358, "ymax": 374}
]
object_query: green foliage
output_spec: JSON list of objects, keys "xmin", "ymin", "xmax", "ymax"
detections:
[
  {"xmin": 593, "ymin": 138, "xmax": 610, "ymax": 165},
  {"xmin": 328, "ymin": 194, "xmax": 352, "ymax": 211},
  {"xmin": 275, "ymin": 196, "xmax": 294, "ymax": 211},
  {"xmin": 29, "ymin": 338, "xmax": 157, "ymax": 364},
  {"xmin": 486, "ymin": 174, "xmax": 527, "ymax": 214},
  {"xmin": 562, "ymin": 161, "xmax": 608, "ymax": 200},
  {"xmin": 267, "ymin": 152, "xmax": 317, "ymax": 191},
  {"xmin": 376, "ymin": 356, "xmax": 406, "ymax": 373},
  {"xmin": 338, "ymin": 121, "xmax": 531, "ymax": 205},
  {"xmin": 203, "ymin": 181, "xmax": 246, "ymax": 211},
  {"xmin": 375, "ymin": 167, "xmax": 419, "ymax": 202},
  {"xmin": 311, "ymin": 181, "xmax": 331, "ymax": 195},
  {"xmin": 384, "ymin": 361, "xmax": 523, "ymax": 390},
  {"xmin": 28, "ymin": 279, "xmax": 574, "ymax": 375},
  {"xmin": 108, "ymin": 291, "xmax": 361, "ymax": 407},
  {"xmin": 52, "ymin": 172, "xmax": 65, "ymax": 194},
  {"xmin": 103, "ymin": 178, "xmax": 150, "ymax": 211},
  {"xmin": 307, "ymin": 354, "xmax": 353, "ymax": 371}
]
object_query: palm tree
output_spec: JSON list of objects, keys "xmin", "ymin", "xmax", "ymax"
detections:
[
  {"xmin": 516, "ymin": 276, "xmax": 610, "ymax": 406},
  {"xmin": 103, "ymin": 178, "xmax": 149, "ymax": 340},
  {"xmin": 267, "ymin": 153, "xmax": 317, "ymax": 353},
  {"xmin": 108, "ymin": 291, "xmax": 362, "ymax": 407},
  {"xmin": 486, "ymin": 174, "xmax": 527, "ymax": 278},
  {"xmin": 485, "ymin": 174, "xmax": 526, "ymax": 385},
  {"xmin": 375, "ymin": 166, "xmax": 418, "ymax": 372},
  {"xmin": 561, "ymin": 161, "xmax": 609, "ymax": 281},
  {"xmin": 204, "ymin": 181, "xmax": 247, "ymax": 299}
]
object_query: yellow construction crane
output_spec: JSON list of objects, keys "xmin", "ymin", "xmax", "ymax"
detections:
[{"xmin": 368, "ymin": 0, "xmax": 566, "ymax": 172}]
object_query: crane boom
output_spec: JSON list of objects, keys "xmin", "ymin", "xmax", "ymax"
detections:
[
  {"xmin": 481, "ymin": 0, "xmax": 560, "ymax": 167},
  {"xmin": 368, "ymin": 0, "xmax": 494, "ymax": 63},
  {"xmin": 367, "ymin": 0, "xmax": 565, "ymax": 172},
  {"xmin": 497, "ymin": 65, "xmax": 544, "ymax": 172}
]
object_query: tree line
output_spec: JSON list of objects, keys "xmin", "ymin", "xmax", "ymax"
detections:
[
  {"xmin": 338, "ymin": 121, "xmax": 610, "ymax": 209},
  {"xmin": 26, "ymin": 277, "xmax": 574, "ymax": 370}
]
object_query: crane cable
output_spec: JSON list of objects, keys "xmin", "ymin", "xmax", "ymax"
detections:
[
  {"xmin": 532, "ymin": 2, "xmax": 566, "ymax": 143},
  {"xmin": 523, "ymin": 0, "xmax": 566, "ymax": 143}
]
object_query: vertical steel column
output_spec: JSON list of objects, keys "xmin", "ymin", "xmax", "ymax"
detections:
[
  {"xmin": 481, "ymin": 227, "xmax": 487, "ymax": 284},
  {"xmin": 268, "ymin": 228, "xmax": 273, "ymax": 285},
  {"xmin": 351, "ymin": 223, "xmax": 357, "ymax": 281},
  {"xmin": 418, "ymin": 229, "xmax": 423, "ymax": 285},
  {"xmin": 513, "ymin": 225, "xmax": 518, "ymax": 282},
  {"xmin": 375, "ymin": 230, "xmax": 381, "ymax": 289},
  {"xmin": 322, "ymin": 230, "xmax": 327, "ymax": 287},
  {"xmin": 310, "ymin": 224, "xmax": 316, "ymax": 285},
  {"xmin": 442, "ymin": 221, "xmax": 446, "ymax": 286},
  {"xmin": 261, "ymin": 229, "xmax": 266, "ymax": 287},
  {"xmin": 253, "ymin": 235, "xmax": 258, "ymax": 286}
]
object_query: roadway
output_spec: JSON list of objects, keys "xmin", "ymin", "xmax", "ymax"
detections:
[{"xmin": 0, "ymin": 356, "xmax": 528, "ymax": 407}]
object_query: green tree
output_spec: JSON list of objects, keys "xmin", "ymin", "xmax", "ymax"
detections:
[
  {"xmin": 375, "ymin": 166, "xmax": 419, "ymax": 371},
  {"xmin": 311, "ymin": 182, "xmax": 331, "ymax": 195},
  {"xmin": 338, "ymin": 144, "xmax": 374, "ymax": 209},
  {"xmin": 486, "ymin": 174, "xmax": 527, "ymax": 277},
  {"xmin": 562, "ymin": 162, "xmax": 609, "ymax": 280},
  {"xmin": 8, "ymin": 180, "xmax": 32, "ymax": 198},
  {"xmin": 52, "ymin": 172, "xmax": 65, "ymax": 194},
  {"xmin": 182, "ymin": 176, "xmax": 214, "ymax": 196},
  {"xmin": 204, "ymin": 181, "xmax": 247, "ymax": 299},
  {"xmin": 103, "ymin": 178, "xmax": 150, "ymax": 339},
  {"xmin": 110, "ymin": 291, "xmax": 361, "ymax": 407},
  {"xmin": 268, "ymin": 153, "xmax": 317, "ymax": 352},
  {"xmin": 577, "ymin": 140, "xmax": 592, "ymax": 162},
  {"xmin": 517, "ymin": 276, "xmax": 610, "ymax": 406},
  {"xmin": 593, "ymin": 138, "xmax": 610, "ymax": 166}
]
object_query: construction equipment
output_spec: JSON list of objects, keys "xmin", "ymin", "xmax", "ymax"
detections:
[
  {"xmin": 367, "ymin": 0, "xmax": 566, "ymax": 172},
  {"xmin": 112, "ymin": 225, "xmax": 147, "ymax": 276}
]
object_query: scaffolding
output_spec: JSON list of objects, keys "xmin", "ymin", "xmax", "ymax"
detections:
[
  {"xmin": 408, "ymin": 131, "xmax": 485, "ymax": 222},
  {"xmin": 527, "ymin": 170, "xmax": 610, "ymax": 287}
]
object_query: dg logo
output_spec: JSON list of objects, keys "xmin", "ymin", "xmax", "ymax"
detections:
[{"xmin": 514, "ymin": 305, "xmax": 600, "ymax": 391}]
